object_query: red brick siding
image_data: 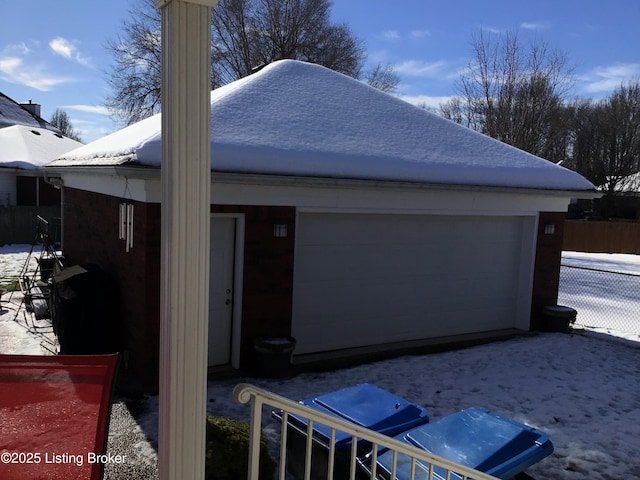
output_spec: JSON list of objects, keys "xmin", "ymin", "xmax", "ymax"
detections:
[
  {"xmin": 63, "ymin": 188, "xmax": 296, "ymax": 385},
  {"xmin": 63, "ymin": 188, "xmax": 160, "ymax": 386},
  {"xmin": 530, "ymin": 212, "xmax": 566, "ymax": 330}
]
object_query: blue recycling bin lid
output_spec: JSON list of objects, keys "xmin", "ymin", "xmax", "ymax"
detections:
[
  {"xmin": 374, "ymin": 408, "xmax": 554, "ymax": 480},
  {"xmin": 273, "ymin": 384, "xmax": 429, "ymax": 451}
]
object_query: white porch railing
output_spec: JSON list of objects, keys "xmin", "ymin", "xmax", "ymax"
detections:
[{"xmin": 233, "ymin": 383, "xmax": 498, "ymax": 480}]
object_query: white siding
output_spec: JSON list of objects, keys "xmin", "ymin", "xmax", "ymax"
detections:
[{"xmin": 0, "ymin": 171, "xmax": 16, "ymax": 205}]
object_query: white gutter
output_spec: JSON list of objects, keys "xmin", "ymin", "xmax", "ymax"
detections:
[
  {"xmin": 153, "ymin": 1, "xmax": 218, "ymax": 480},
  {"xmin": 47, "ymin": 164, "xmax": 602, "ymax": 200}
]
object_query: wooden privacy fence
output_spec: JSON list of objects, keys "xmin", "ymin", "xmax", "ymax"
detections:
[
  {"xmin": 0, "ymin": 206, "xmax": 61, "ymax": 246},
  {"xmin": 564, "ymin": 220, "xmax": 640, "ymax": 254}
]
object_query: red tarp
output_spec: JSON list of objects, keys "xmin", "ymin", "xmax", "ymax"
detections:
[{"xmin": 0, "ymin": 354, "xmax": 119, "ymax": 480}]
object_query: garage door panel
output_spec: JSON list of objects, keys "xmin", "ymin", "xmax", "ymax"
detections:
[
  {"xmin": 293, "ymin": 213, "xmax": 528, "ymax": 355},
  {"xmin": 297, "ymin": 244, "xmax": 437, "ymax": 282}
]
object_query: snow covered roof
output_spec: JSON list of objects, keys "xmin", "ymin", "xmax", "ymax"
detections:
[
  {"xmin": 0, "ymin": 93, "xmax": 60, "ymax": 132},
  {"xmin": 50, "ymin": 60, "xmax": 594, "ymax": 192},
  {"xmin": 0, "ymin": 125, "xmax": 83, "ymax": 170}
]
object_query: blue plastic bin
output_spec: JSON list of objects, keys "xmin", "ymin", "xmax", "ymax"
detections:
[
  {"xmin": 365, "ymin": 407, "xmax": 554, "ymax": 480},
  {"xmin": 272, "ymin": 384, "xmax": 429, "ymax": 480}
]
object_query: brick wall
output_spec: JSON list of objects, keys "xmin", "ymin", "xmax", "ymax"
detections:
[
  {"xmin": 63, "ymin": 188, "xmax": 296, "ymax": 385},
  {"xmin": 63, "ymin": 188, "xmax": 160, "ymax": 386},
  {"xmin": 530, "ymin": 212, "xmax": 566, "ymax": 330}
]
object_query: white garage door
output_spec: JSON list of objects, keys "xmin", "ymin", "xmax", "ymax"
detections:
[{"xmin": 292, "ymin": 213, "xmax": 529, "ymax": 355}]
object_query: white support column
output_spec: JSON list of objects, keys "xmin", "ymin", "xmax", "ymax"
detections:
[{"xmin": 154, "ymin": 0, "xmax": 218, "ymax": 479}]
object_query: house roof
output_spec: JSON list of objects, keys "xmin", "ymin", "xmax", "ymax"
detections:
[
  {"xmin": 0, "ymin": 92, "xmax": 61, "ymax": 132},
  {"xmin": 49, "ymin": 59, "xmax": 594, "ymax": 192},
  {"xmin": 0, "ymin": 125, "xmax": 83, "ymax": 170}
]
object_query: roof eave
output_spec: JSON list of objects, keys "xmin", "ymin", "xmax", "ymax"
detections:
[
  {"xmin": 210, "ymin": 171, "xmax": 602, "ymax": 199},
  {"xmin": 45, "ymin": 164, "xmax": 600, "ymax": 199}
]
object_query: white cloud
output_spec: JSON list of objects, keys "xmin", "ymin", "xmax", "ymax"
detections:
[
  {"xmin": 520, "ymin": 21, "xmax": 551, "ymax": 30},
  {"xmin": 65, "ymin": 104, "xmax": 111, "ymax": 116},
  {"xmin": 397, "ymin": 94, "xmax": 455, "ymax": 110},
  {"xmin": 4, "ymin": 42, "xmax": 31, "ymax": 55},
  {"xmin": 72, "ymin": 120, "xmax": 117, "ymax": 144},
  {"xmin": 394, "ymin": 60, "xmax": 448, "ymax": 78},
  {"xmin": 410, "ymin": 29, "xmax": 431, "ymax": 39},
  {"xmin": 581, "ymin": 63, "xmax": 640, "ymax": 94},
  {"xmin": 49, "ymin": 37, "xmax": 91, "ymax": 67},
  {"xmin": 0, "ymin": 56, "xmax": 71, "ymax": 91},
  {"xmin": 382, "ymin": 30, "xmax": 400, "ymax": 41},
  {"xmin": 478, "ymin": 25, "xmax": 503, "ymax": 35},
  {"xmin": 49, "ymin": 37, "xmax": 73, "ymax": 59}
]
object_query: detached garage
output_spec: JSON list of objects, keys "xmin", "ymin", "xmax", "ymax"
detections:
[{"xmin": 47, "ymin": 60, "xmax": 596, "ymax": 386}]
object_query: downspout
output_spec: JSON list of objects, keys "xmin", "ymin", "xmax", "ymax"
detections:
[{"xmin": 43, "ymin": 172, "xmax": 64, "ymax": 250}]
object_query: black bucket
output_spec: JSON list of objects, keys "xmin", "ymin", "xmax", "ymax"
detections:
[
  {"xmin": 253, "ymin": 336, "xmax": 296, "ymax": 378},
  {"xmin": 541, "ymin": 305, "xmax": 577, "ymax": 333}
]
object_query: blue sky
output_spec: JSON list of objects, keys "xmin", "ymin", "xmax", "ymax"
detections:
[{"xmin": 1, "ymin": 0, "xmax": 639, "ymax": 143}]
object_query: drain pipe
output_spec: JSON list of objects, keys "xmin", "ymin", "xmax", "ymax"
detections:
[{"xmin": 42, "ymin": 172, "xmax": 64, "ymax": 250}]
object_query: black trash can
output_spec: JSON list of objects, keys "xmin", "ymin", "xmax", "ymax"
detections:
[
  {"xmin": 253, "ymin": 336, "xmax": 296, "ymax": 378},
  {"xmin": 541, "ymin": 305, "xmax": 577, "ymax": 333},
  {"xmin": 51, "ymin": 264, "xmax": 120, "ymax": 354}
]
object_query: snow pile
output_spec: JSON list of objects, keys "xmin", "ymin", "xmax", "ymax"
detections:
[
  {"xmin": 50, "ymin": 60, "xmax": 594, "ymax": 192},
  {"xmin": 0, "ymin": 244, "xmax": 40, "ymax": 279},
  {"xmin": 132, "ymin": 332, "xmax": 640, "ymax": 480}
]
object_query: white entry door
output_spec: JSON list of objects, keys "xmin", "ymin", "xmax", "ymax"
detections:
[{"xmin": 208, "ymin": 217, "xmax": 235, "ymax": 366}]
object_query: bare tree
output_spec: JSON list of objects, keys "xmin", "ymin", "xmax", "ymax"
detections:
[
  {"xmin": 106, "ymin": 0, "xmax": 389, "ymax": 125},
  {"xmin": 566, "ymin": 99, "xmax": 607, "ymax": 185},
  {"xmin": 605, "ymin": 81, "xmax": 640, "ymax": 191},
  {"xmin": 572, "ymin": 82, "xmax": 640, "ymax": 188},
  {"xmin": 440, "ymin": 29, "xmax": 574, "ymax": 164},
  {"xmin": 105, "ymin": 0, "xmax": 162, "ymax": 125},
  {"xmin": 566, "ymin": 82, "xmax": 640, "ymax": 218},
  {"xmin": 364, "ymin": 63, "xmax": 399, "ymax": 93},
  {"xmin": 211, "ymin": 0, "xmax": 365, "ymax": 83},
  {"xmin": 49, "ymin": 109, "xmax": 82, "ymax": 142}
]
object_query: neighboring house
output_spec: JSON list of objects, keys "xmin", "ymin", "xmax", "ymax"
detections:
[
  {"xmin": 47, "ymin": 60, "xmax": 597, "ymax": 386},
  {"xmin": 0, "ymin": 125, "xmax": 82, "ymax": 206},
  {"xmin": 0, "ymin": 93, "xmax": 57, "ymax": 130},
  {"xmin": 0, "ymin": 92, "xmax": 81, "ymax": 207}
]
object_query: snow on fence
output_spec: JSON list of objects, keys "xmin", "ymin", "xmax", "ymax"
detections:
[{"xmin": 559, "ymin": 264, "xmax": 640, "ymax": 336}]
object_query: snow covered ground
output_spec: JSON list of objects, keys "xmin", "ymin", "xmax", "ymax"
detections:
[
  {"xmin": 1, "ymin": 245, "xmax": 639, "ymax": 479},
  {"xmin": 560, "ymin": 251, "xmax": 640, "ymax": 339}
]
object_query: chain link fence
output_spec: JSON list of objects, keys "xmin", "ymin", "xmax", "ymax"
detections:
[{"xmin": 558, "ymin": 264, "xmax": 640, "ymax": 336}]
